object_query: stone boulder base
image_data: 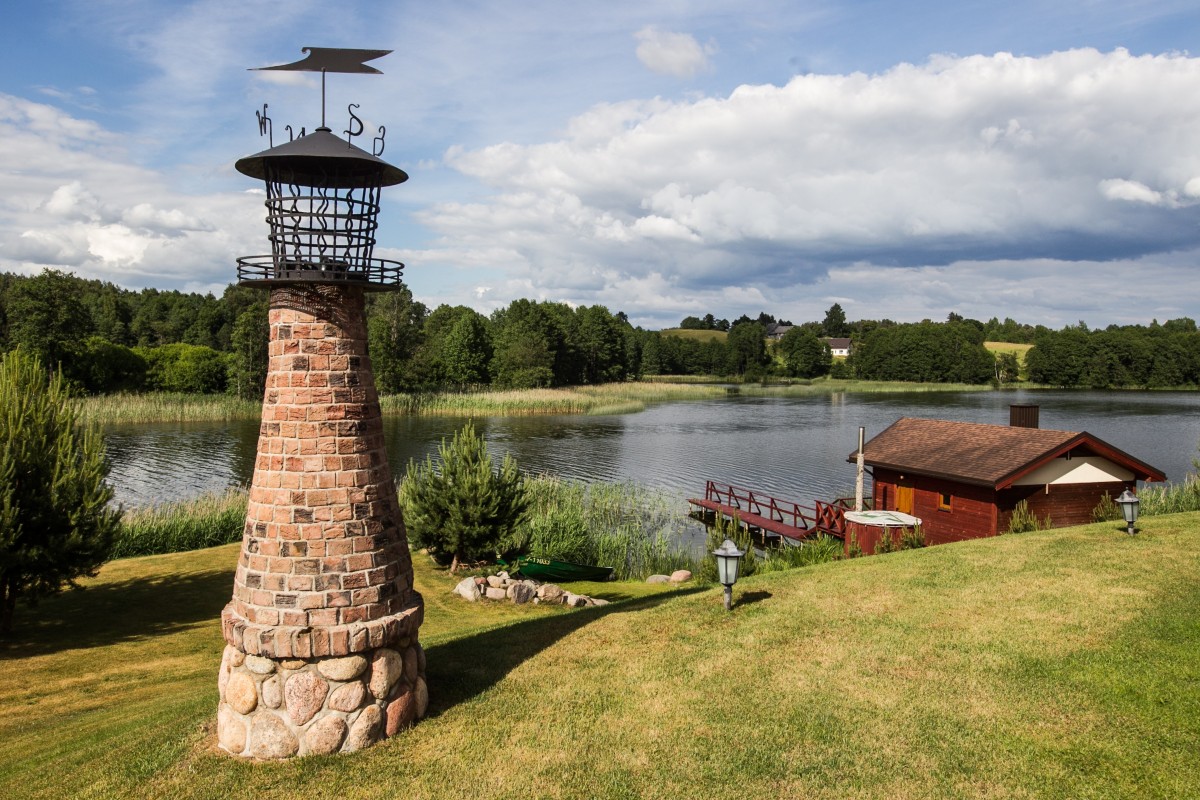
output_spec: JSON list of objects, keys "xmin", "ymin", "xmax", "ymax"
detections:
[{"xmin": 217, "ymin": 643, "xmax": 427, "ymax": 759}]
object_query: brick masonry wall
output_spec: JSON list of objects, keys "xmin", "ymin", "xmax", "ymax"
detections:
[{"xmin": 221, "ymin": 283, "xmax": 423, "ymax": 661}]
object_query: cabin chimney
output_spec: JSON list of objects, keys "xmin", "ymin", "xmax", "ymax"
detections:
[{"xmin": 1009, "ymin": 404, "xmax": 1040, "ymax": 429}]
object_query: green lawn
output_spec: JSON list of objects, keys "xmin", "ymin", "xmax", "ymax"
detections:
[{"xmin": 3, "ymin": 515, "xmax": 1199, "ymax": 799}]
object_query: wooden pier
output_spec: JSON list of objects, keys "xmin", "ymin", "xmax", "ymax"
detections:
[{"xmin": 687, "ymin": 481, "xmax": 848, "ymax": 544}]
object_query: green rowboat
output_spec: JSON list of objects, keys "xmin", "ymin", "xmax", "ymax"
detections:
[{"xmin": 497, "ymin": 555, "xmax": 615, "ymax": 583}]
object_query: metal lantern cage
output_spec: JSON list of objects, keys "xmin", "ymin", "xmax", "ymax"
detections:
[{"xmin": 235, "ymin": 127, "xmax": 408, "ymax": 290}]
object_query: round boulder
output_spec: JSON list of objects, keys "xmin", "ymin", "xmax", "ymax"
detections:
[
  {"xmin": 317, "ymin": 655, "xmax": 368, "ymax": 682},
  {"xmin": 368, "ymin": 648, "xmax": 403, "ymax": 699},
  {"xmin": 249, "ymin": 712, "xmax": 298, "ymax": 760},
  {"xmin": 345, "ymin": 704, "xmax": 383, "ymax": 752},
  {"xmin": 217, "ymin": 705, "xmax": 247, "ymax": 755},
  {"xmin": 305, "ymin": 715, "xmax": 348, "ymax": 756},
  {"xmin": 225, "ymin": 671, "xmax": 258, "ymax": 715},
  {"xmin": 261, "ymin": 675, "xmax": 282, "ymax": 709},
  {"xmin": 329, "ymin": 680, "xmax": 367, "ymax": 712},
  {"xmin": 284, "ymin": 671, "xmax": 329, "ymax": 726}
]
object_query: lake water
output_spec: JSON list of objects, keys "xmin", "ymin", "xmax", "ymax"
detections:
[{"xmin": 104, "ymin": 389, "xmax": 1200, "ymax": 509}]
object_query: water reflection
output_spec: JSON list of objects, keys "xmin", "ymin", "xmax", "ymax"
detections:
[{"xmin": 103, "ymin": 389, "xmax": 1200, "ymax": 509}]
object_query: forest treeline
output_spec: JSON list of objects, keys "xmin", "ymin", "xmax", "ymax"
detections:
[{"xmin": 1, "ymin": 270, "xmax": 1198, "ymax": 396}]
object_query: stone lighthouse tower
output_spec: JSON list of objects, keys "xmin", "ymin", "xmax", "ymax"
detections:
[{"xmin": 216, "ymin": 48, "xmax": 426, "ymax": 759}]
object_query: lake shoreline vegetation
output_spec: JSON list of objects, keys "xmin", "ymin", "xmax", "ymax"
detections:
[
  {"xmin": 78, "ymin": 375, "xmax": 1200, "ymax": 426},
  {"xmin": 4, "ymin": 270, "xmax": 1199, "ymax": 416}
]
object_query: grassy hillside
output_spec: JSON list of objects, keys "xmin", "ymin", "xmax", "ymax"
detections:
[
  {"xmin": 2, "ymin": 515, "xmax": 1198, "ymax": 799},
  {"xmin": 985, "ymin": 341, "xmax": 1033, "ymax": 361},
  {"xmin": 659, "ymin": 327, "xmax": 729, "ymax": 343}
]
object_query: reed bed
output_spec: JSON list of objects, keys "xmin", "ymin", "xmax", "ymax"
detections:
[
  {"xmin": 503, "ymin": 476, "xmax": 697, "ymax": 580},
  {"xmin": 112, "ymin": 488, "xmax": 247, "ymax": 558},
  {"xmin": 79, "ymin": 379, "xmax": 1005, "ymax": 426},
  {"xmin": 382, "ymin": 381, "xmax": 730, "ymax": 417},
  {"xmin": 78, "ymin": 392, "xmax": 260, "ymax": 425}
]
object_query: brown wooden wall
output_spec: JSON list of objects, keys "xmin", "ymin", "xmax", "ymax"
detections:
[
  {"xmin": 996, "ymin": 481, "xmax": 1133, "ymax": 531},
  {"xmin": 872, "ymin": 469, "xmax": 1136, "ymax": 548},
  {"xmin": 872, "ymin": 468, "xmax": 998, "ymax": 546}
]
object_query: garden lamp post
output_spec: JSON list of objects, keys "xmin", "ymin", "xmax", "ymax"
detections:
[
  {"xmin": 713, "ymin": 538, "xmax": 746, "ymax": 611},
  {"xmin": 1116, "ymin": 489, "xmax": 1140, "ymax": 535}
]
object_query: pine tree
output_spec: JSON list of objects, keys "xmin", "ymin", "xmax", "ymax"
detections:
[
  {"xmin": 399, "ymin": 421, "xmax": 528, "ymax": 571},
  {"xmin": 0, "ymin": 350, "xmax": 121, "ymax": 634}
]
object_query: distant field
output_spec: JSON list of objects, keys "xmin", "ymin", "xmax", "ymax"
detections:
[
  {"xmin": 659, "ymin": 328, "xmax": 728, "ymax": 343},
  {"xmin": 984, "ymin": 341, "xmax": 1033, "ymax": 359}
]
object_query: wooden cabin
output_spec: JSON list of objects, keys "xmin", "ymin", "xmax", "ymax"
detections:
[{"xmin": 849, "ymin": 415, "xmax": 1166, "ymax": 546}]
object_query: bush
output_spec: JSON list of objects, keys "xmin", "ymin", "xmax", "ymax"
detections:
[
  {"xmin": 0, "ymin": 350, "xmax": 121, "ymax": 633},
  {"xmin": 899, "ymin": 526, "xmax": 926, "ymax": 549},
  {"xmin": 140, "ymin": 343, "xmax": 227, "ymax": 393},
  {"xmin": 78, "ymin": 336, "xmax": 147, "ymax": 393},
  {"xmin": 1092, "ymin": 492, "xmax": 1122, "ymax": 523},
  {"xmin": 1006, "ymin": 500, "xmax": 1051, "ymax": 533},
  {"xmin": 400, "ymin": 421, "xmax": 529, "ymax": 571}
]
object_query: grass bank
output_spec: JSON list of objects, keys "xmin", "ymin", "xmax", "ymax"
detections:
[
  {"xmin": 113, "ymin": 488, "xmax": 248, "ymax": 558},
  {"xmin": 3, "ymin": 513, "xmax": 1199, "ymax": 798},
  {"xmin": 77, "ymin": 392, "xmax": 261, "ymax": 424}
]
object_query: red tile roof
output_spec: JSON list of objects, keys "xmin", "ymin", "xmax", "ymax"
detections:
[{"xmin": 848, "ymin": 417, "xmax": 1165, "ymax": 487}]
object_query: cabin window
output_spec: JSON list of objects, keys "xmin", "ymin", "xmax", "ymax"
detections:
[{"xmin": 938, "ymin": 491, "xmax": 952, "ymax": 511}]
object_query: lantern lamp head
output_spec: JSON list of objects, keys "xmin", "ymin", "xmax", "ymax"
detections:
[
  {"xmin": 713, "ymin": 538, "xmax": 746, "ymax": 586},
  {"xmin": 1115, "ymin": 489, "xmax": 1140, "ymax": 535},
  {"xmin": 712, "ymin": 538, "xmax": 747, "ymax": 611}
]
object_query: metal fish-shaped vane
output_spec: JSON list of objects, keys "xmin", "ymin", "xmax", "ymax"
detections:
[{"xmin": 253, "ymin": 47, "xmax": 391, "ymax": 74}]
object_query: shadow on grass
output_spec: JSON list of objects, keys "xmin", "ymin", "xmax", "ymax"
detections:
[
  {"xmin": 425, "ymin": 586, "xmax": 705, "ymax": 717},
  {"xmin": 0, "ymin": 568, "xmax": 233, "ymax": 659},
  {"xmin": 734, "ymin": 590, "xmax": 772, "ymax": 607}
]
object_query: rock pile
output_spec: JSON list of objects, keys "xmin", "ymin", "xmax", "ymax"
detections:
[
  {"xmin": 646, "ymin": 570, "xmax": 693, "ymax": 584},
  {"xmin": 454, "ymin": 572, "xmax": 610, "ymax": 608}
]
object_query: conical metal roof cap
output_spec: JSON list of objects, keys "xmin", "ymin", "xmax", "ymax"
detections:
[{"xmin": 235, "ymin": 127, "xmax": 408, "ymax": 189}]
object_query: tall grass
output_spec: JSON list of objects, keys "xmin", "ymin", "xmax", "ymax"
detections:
[
  {"xmin": 112, "ymin": 488, "xmax": 247, "ymax": 558},
  {"xmin": 381, "ymin": 382, "xmax": 731, "ymax": 417},
  {"xmin": 1139, "ymin": 474, "xmax": 1200, "ymax": 516},
  {"xmin": 758, "ymin": 534, "xmax": 844, "ymax": 572},
  {"xmin": 79, "ymin": 378, "xmax": 1010, "ymax": 425},
  {"xmin": 501, "ymin": 477, "xmax": 697, "ymax": 580},
  {"xmin": 78, "ymin": 392, "xmax": 260, "ymax": 425}
]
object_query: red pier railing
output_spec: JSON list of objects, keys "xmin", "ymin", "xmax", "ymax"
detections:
[{"xmin": 687, "ymin": 480, "xmax": 848, "ymax": 542}]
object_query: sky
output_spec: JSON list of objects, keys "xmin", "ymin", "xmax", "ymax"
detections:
[{"xmin": 3, "ymin": 1, "xmax": 1200, "ymax": 330}]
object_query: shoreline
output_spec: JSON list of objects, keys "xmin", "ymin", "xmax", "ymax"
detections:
[{"xmin": 77, "ymin": 379, "xmax": 1191, "ymax": 426}]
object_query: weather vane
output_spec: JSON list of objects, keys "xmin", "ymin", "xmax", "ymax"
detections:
[{"xmin": 251, "ymin": 47, "xmax": 391, "ymax": 151}]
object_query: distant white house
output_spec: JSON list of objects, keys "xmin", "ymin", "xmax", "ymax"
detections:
[{"xmin": 823, "ymin": 337, "xmax": 852, "ymax": 357}]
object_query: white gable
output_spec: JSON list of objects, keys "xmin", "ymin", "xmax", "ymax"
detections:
[{"xmin": 1012, "ymin": 456, "xmax": 1134, "ymax": 486}]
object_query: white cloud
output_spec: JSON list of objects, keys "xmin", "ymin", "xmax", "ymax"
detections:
[
  {"xmin": 634, "ymin": 27, "xmax": 717, "ymax": 78},
  {"xmin": 0, "ymin": 93, "xmax": 262, "ymax": 289},
  {"xmin": 419, "ymin": 48, "xmax": 1200, "ymax": 324},
  {"xmin": 43, "ymin": 182, "xmax": 102, "ymax": 220},
  {"xmin": 1099, "ymin": 178, "xmax": 1177, "ymax": 206},
  {"xmin": 87, "ymin": 224, "xmax": 151, "ymax": 265}
]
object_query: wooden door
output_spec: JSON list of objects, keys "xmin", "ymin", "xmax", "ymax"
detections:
[{"xmin": 896, "ymin": 484, "xmax": 914, "ymax": 515}]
